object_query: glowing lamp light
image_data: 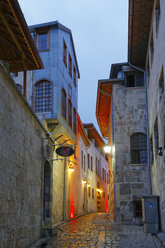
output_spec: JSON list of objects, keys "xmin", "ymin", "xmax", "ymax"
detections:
[
  {"xmin": 97, "ymin": 188, "xmax": 103, "ymax": 193},
  {"xmin": 87, "ymin": 182, "xmax": 90, "ymax": 187},
  {"xmin": 104, "ymin": 144, "xmax": 111, "ymax": 154},
  {"xmin": 69, "ymin": 165, "xmax": 74, "ymax": 172},
  {"xmin": 82, "ymin": 178, "xmax": 87, "ymax": 184}
]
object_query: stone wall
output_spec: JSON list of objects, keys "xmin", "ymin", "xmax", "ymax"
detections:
[
  {"xmin": 146, "ymin": 0, "xmax": 165, "ymax": 232},
  {"xmin": 113, "ymin": 83, "xmax": 151, "ymax": 224},
  {"xmin": 0, "ymin": 64, "xmax": 49, "ymax": 248}
]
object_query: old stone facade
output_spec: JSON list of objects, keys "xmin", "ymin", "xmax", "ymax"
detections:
[
  {"xmin": 145, "ymin": 0, "xmax": 165, "ymax": 232},
  {"xmin": 0, "ymin": 64, "xmax": 53, "ymax": 247},
  {"xmin": 96, "ymin": 64, "xmax": 151, "ymax": 225}
]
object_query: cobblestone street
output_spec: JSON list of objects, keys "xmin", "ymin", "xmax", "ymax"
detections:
[{"xmin": 43, "ymin": 213, "xmax": 162, "ymax": 248}]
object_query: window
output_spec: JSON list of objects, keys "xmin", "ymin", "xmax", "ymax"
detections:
[
  {"xmin": 155, "ymin": 0, "xmax": 160, "ymax": 34},
  {"xmin": 102, "ymin": 168, "xmax": 104, "ymax": 180},
  {"xmin": 107, "ymin": 172, "xmax": 109, "ymax": 184},
  {"xmin": 73, "ymin": 108, "xmax": 77, "ymax": 134},
  {"xmin": 62, "ymin": 89, "xmax": 67, "ymax": 119},
  {"xmin": 37, "ymin": 31, "xmax": 48, "ymax": 51},
  {"xmin": 88, "ymin": 187, "xmax": 90, "ymax": 197},
  {"xmin": 16, "ymin": 84, "xmax": 23, "ymax": 94},
  {"xmin": 73, "ymin": 66, "xmax": 76, "ymax": 87},
  {"xmin": 74, "ymin": 147, "xmax": 77, "ymax": 159},
  {"xmin": 63, "ymin": 40, "xmax": 67, "ymax": 66},
  {"xmin": 35, "ymin": 81, "xmax": 52, "ymax": 112},
  {"xmin": 69, "ymin": 54, "xmax": 72, "ymax": 77},
  {"xmin": 130, "ymin": 133, "xmax": 147, "ymax": 164},
  {"xmin": 68, "ymin": 99, "xmax": 72, "ymax": 127},
  {"xmin": 126, "ymin": 73, "xmax": 144, "ymax": 87},
  {"xmin": 159, "ymin": 67, "xmax": 164, "ymax": 102},
  {"xmin": 103, "ymin": 192, "xmax": 105, "ymax": 198},
  {"xmin": 146, "ymin": 58, "xmax": 150, "ymax": 86},
  {"xmin": 133, "ymin": 200, "xmax": 142, "ymax": 218},
  {"xmin": 92, "ymin": 189, "xmax": 94, "ymax": 199},
  {"xmin": 150, "ymin": 31, "xmax": 154, "ymax": 65},
  {"xmin": 96, "ymin": 157, "xmax": 97, "ymax": 175},
  {"xmin": 81, "ymin": 151, "xmax": 83, "ymax": 169},
  {"xmin": 88, "ymin": 154, "xmax": 90, "ymax": 169},
  {"xmin": 84, "ymin": 154, "xmax": 86, "ymax": 171},
  {"xmin": 91, "ymin": 156, "xmax": 93, "ymax": 171},
  {"xmin": 150, "ymin": 136, "xmax": 154, "ymax": 164},
  {"xmin": 154, "ymin": 119, "xmax": 159, "ymax": 156}
]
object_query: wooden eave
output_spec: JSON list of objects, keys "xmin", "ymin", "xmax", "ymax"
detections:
[
  {"xmin": 96, "ymin": 80, "xmax": 113, "ymax": 138},
  {"xmin": 83, "ymin": 123, "xmax": 105, "ymax": 149},
  {"xmin": 0, "ymin": 0, "xmax": 44, "ymax": 72},
  {"xmin": 128, "ymin": 0, "xmax": 154, "ymax": 67},
  {"xmin": 77, "ymin": 114, "xmax": 90, "ymax": 147}
]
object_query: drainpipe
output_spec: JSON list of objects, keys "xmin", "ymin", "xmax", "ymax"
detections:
[
  {"xmin": 128, "ymin": 62, "xmax": 152, "ymax": 195},
  {"xmin": 40, "ymin": 137, "xmax": 44, "ymax": 235},
  {"xmin": 99, "ymin": 88, "xmax": 116, "ymax": 221}
]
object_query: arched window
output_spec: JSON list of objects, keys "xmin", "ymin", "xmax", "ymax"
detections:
[
  {"xmin": 35, "ymin": 80, "xmax": 52, "ymax": 112},
  {"xmin": 130, "ymin": 133, "xmax": 147, "ymax": 164},
  {"xmin": 43, "ymin": 161, "xmax": 51, "ymax": 221},
  {"xmin": 68, "ymin": 99, "xmax": 72, "ymax": 127},
  {"xmin": 62, "ymin": 89, "xmax": 67, "ymax": 119},
  {"xmin": 73, "ymin": 108, "xmax": 77, "ymax": 133}
]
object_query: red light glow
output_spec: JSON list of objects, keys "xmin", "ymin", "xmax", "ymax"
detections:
[{"xmin": 106, "ymin": 198, "xmax": 109, "ymax": 213}]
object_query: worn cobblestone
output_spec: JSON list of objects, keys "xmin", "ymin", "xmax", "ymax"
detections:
[{"xmin": 44, "ymin": 213, "xmax": 162, "ymax": 248}]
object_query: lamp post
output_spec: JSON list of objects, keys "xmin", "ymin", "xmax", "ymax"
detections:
[{"xmin": 99, "ymin": 88, "xmax": 116, "ymax": 221}]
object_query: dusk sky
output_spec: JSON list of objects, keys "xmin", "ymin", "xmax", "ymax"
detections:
[{"xmin": 19, "ymin": 0, "xmax": 128, "ymax": 135}]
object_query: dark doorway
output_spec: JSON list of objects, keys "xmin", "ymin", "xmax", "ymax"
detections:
[{"xmin": 43, "ymin": 161, "xmax": 51, "ymax": 221}]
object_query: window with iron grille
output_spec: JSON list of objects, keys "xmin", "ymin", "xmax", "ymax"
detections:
[
  {"xmin": 133, "ymin": 200, "xmax": 142, "ymax": 218},
  {"xmin": 68, "ymin": 99, "xmax": 72, "ymax": 127},
  {"xmin": 150, "ymin": 136, "xmax": 154, "ymax": 164},
  {"xmin": 73, "ymin": 108, "xmax": 77, "ymax": 134},
  {"xmin": 37, "ymin": 31, "xmax": 49, "ymax": 51},
  {"xmin": 73, "ymin": 66, "xmax": 76, "ymax": 87},
  {"xmin": 81, "ymin": 151, "xmax": 83, "ymax": 169},
  {"xmin": 62, "ymin": 89, "xmax": 67, "ymax": 119},
  {"xmin": 159, "ymin": 67, "xmax": 164, "ymax": 102},
  {"xmin": 92, "ymin": 189, "xmax": 94, "ymax": 199},
  {"xmin": 88, "ymin": 153, "xmax": 90, "ymax": 169},
  {"xmin": 88, "ymin": 187, "xmax": 90, "ymax": 197},
  {"xmin": 91, "ymin": 156, "xmax": 93, "ymax": 171},
  {"xmin": 154, "ymin": 119, "xmax": 159, "ymax": 156},
  {"xmin": 84, "ymin": 154, "xmax": 86, "ymax": 171},
  {"xmin": 69, "ymin": 54, "xmax": 72, "ymax": 78},
  {"xmin": 63, "ymin": 40, "xmax": 67, "ymax": 67},
  {"xmin": 130, "ymin": 133, "xmax": 147, "ymax": 164},
  {"xmin": 35, "ymin": 81, "xmax": 52, "ymax": 112},
  {"xmin": 155, "ymin": 0, "xmax": 160, "ymax": 34}
]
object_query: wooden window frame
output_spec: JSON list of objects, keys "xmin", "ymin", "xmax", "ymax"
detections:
[
  {"xmin": 37, "ymin": 28, "xmax": 49, "ymax": 52},
  {"xmin": 69, "ymin": 54, "xmax": 72, "ymax": 78},
  {"xmin": 68, "ymin": 99, "xmax": 72, "ymax": 128},
  {"xmin": 63, "ymin": 40, "xmax": 67, "ymax": 67},
  {"xmin": 62, "ymin": 88, "xmax": 67, "ymax": 120},
  {"xmin": 73, "ymin": 66, "xmax": 76, "ymax": 87}
]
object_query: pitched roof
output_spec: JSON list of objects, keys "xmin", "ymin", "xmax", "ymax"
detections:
[{"xmin": 0, "ymin": 0, "xmax": 43, "ymax": 72}]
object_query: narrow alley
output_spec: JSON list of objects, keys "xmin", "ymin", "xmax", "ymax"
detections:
[{"xmin": 39, "ymin": 213, "xmax": 161, "ymax": 248}]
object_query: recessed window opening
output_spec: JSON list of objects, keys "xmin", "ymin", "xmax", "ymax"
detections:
[
  {"xmin": 159, "ymin": 67, "xmax": 164, "ymax": 102},
  {"xmin": 130, "ymin": 133, "xmax": 147, "ymax": 164},
  {"xmin": 155, "ymin": 0, "xmax": 160, "ymax": 34},
  {"xmin": 38, "ymin": 31, "xmax": 48, "ymax": 50},
  {"xmin": 133, "ymin": 200, "xmax": 142, "ymax": 218},
  {"xmin": 35, "ymin": 81, "xmax": 52, "ymax": 112}
]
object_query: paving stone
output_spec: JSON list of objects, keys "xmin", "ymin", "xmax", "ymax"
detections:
[{"xmin": 42, "ymin": 213, "xmax": 163, "ymax": 248}]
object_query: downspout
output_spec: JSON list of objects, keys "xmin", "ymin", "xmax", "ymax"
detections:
[
  {"xmin": 40, "ymin": 137, "xmax": 44, "ymax": 235},
  {"xmin": 128, "ymin": 62, "xmax": 152, "ymax": 194}
]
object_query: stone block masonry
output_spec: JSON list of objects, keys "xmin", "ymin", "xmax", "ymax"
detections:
[{"xmin": 0, "ymin": 64, "xmax": 50, "ymax": 248}]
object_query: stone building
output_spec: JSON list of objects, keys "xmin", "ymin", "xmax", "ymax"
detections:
[
  {"xmin": 12, "ymin": 21, "xmax": 80, "ymax": 226},
  {"xmin": 0, "ymin": 0, "xmax": 53, "ymax": 247},
  {"xmin": 96, "ymin": 63, "xmax": 151, "ymax": 224},
  {"xmin": 128, "ymin": 0, "xmax": 165, "ymax": 232},
  {"xmin": 75, "ymin": 115, "xmax": 109, "ymax": 215}
]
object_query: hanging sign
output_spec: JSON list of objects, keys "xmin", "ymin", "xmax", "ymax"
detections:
[{"xmin": 56, "ymin": 146, "xmax": 75, "ymax": 157}]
